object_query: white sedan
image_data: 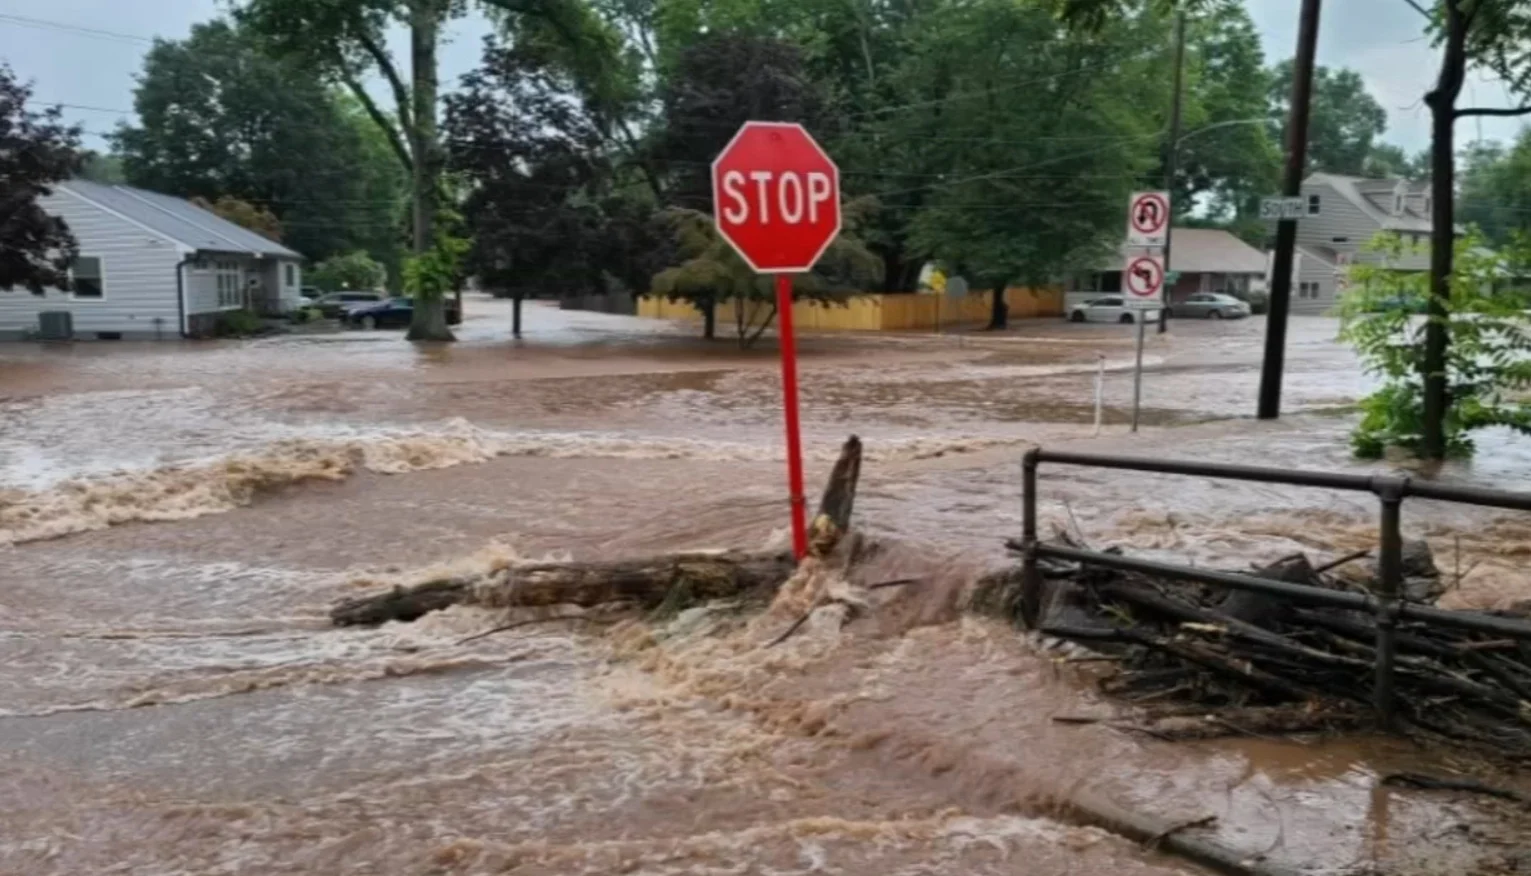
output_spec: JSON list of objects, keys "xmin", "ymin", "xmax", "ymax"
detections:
[{"xmin": 1068, "ymin": 296, "xmax": 1162, "ymax": 324}]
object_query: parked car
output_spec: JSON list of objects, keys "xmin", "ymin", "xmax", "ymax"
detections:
[
  {"xmin": 1068, "ymin": 296, "xmax": 1161, "ymax": 324},
  {"xmin": 313, "ymin": 291, "xmax": 387, "ymax": 319},
  {"xmin": 343, "ymin": 297, "xmax": 463, "ymax": 330},
  {"xmin": 1170, "ymin": 293, "xmax": 1252, "ymax": 320},
  {"xmin": 299, "ymin": 286, "xmax": 323, "ymax": 300}
]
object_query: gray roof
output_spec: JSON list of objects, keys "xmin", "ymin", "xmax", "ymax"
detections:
[
  {"xmin": 58, "ymin": 179, "xmax": 302, "ymax": 259},
  {"xmin": 1105, "ymin": 228, "xmax": 1268, "ymax": 274},
  {"xmin": 1305, "ymin": 172, "xmax": 1435, "ymax": 233}
]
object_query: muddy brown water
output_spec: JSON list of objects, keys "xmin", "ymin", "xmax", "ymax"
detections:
[{"xmin": 2, "ymin": 297, "xmax": 1529, "ymax": 874}]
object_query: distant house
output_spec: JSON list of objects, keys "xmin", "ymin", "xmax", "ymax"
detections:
[
  {"xmin": 1066, "ymin": 227, "xmax": 1268, "ymax": 310},
  {"xmin": 1281, "ymin": 172, "xmax": 1441, "ymax": 315},
  {"xmin": 0, "ymin": 180, "xmax": 304, "ymax": 340}
]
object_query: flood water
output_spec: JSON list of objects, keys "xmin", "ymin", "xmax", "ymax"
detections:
[{"xmin": 2, "ymin": 297, "xmax": 1528, "ymax": 875}]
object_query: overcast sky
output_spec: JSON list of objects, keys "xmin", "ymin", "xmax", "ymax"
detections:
[{"xmin": 2, "ymin": 0, "xmax": 1526, "ymax": 155}]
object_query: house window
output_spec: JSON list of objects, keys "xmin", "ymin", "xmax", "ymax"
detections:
[
  {"xmin": 1307, "ymin": 194, "xmax": 1321, "ymax": 215},
  {"xmin": 216, "ymin": 261, "xmax": 243, "ymax": 307},
  {"xmin": 285, "ymin": 263, "xmax": 296, "ymax": 286},
  {"xmin": 1331, "ymin": 237, "xmax": 1350, "ymax": 244},
  {"xmin": 70, "ymin": 256, "xmax": 104, "ymax": 299}
]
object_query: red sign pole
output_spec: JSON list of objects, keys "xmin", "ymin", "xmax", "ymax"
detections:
[{"xmin": 775, "ymin": 272, "xmax": 808, "ymax": 559}]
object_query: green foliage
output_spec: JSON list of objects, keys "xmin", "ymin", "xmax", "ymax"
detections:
[
  {"xmin": 1270, "ymin": 61, "xmax": 1388, "ymax": 177},
  {"xmin": 311, "ymin": 251, "xmax": 387, "ymax": 292},
  {"xmin": 190, "ymin": 196, "xmax": 284, "ymax": 242},
  {"xmin": 891, "ymin": 0, "xmax": 1159, "ymax": 298},
  {"xmin": 403, "ymin": 225, "xmax": 471, "ymax": 302},
  {"xmin": 1339, "ymin": 231, "xmax": 1531, "ymax": 458},
  {"xmin": 650, "ymin": 200, "xmax": 883, "ymax": 347},
  {"xmin": 0, "ymin": 64, "xmax": 84, "ymax": 294},
  {"xmin": 113, "ymin": 19, "xmax": 406, "ymax": 265},
  {"xmin": 1459, "ymin": 133, "xmax": 1531, "ymax": 247},
  {"xmin": 79, "ymin": 151, "xmax": 125, "ymax": 184},
  {"xmin": 214, "ymin": 309, "xmax": 265, "ymax": 337}
]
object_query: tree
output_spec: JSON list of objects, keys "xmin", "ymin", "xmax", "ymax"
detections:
[
  {"xmin": 190, "ymin": 196, "xmax": 284, "ymax": 241},
  {"xmin": 235, "ymin": 0, "xmax": 623, "ymax": 342},
  {"xmin": 0, "ymin": 65, "xmax": 84, "ymax": 294},
  {"xmin": 113, "ymin": 20, "xmax": 404, "ymax": 267},
  {"xmin": 650, "ymin": 201, "xmax": 882, "ymax": 346},
  {"xmin": 311, "ymin": 250, "xmax": 388, "ymax": 291},
  {"xmin": 648, "ymin": 30, "xmax": 838, "ymax": 331},
  {"xmin": 1339, "ymin": 231, "xmax": 1531, "ymax": 458},
  {"xmin": 1170, "ymin": 3, "xmax": 1280, "ymax": 219},
  {"xmin": 1268, "ymin": 61, "xmax": 1388, "ymax": 177},
  {"xmin": 445, "ymin": 38, "xmax": 657, "ymax": 335},
  {"xmin": 79, "ymin": 151, "xmax": 125, "ymax": 184},
  {"xmin": 1407, "ymin": 0, "xmax": 1531, "ymax": 459},
  {"xmin": 886, "ymin": 0, "xmax": 1162, "ymax": 328}
]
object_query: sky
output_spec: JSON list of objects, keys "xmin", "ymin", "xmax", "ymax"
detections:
[{"xmin": 2, "ymin": 0, "xmax": 1527, "ymax": 156}]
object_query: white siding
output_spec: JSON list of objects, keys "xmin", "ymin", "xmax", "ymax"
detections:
[
  {"xmin": 1294, "ymin": 180, "xmax": 1429, "ymax": 271},
  {"xmin": 1291, "ymin": 250, "xmax": 1339, "ymax": 315},
  {"xmin": 0, "ymin": 189, "xmax": 187, "ymax": 338}
]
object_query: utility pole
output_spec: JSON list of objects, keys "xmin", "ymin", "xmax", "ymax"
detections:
[
  {"xmin": 1257, "ymin": 0, "xmax": 1322, "ymax": 420},
  {"xmin": 1159, "ymin": 7, "xmax": 1187, "ymax": 336}
]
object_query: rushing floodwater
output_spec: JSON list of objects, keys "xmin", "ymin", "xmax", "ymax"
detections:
[{"xmin": 2, "ymin": 297, "xmax": 1528, "ymax": 875}]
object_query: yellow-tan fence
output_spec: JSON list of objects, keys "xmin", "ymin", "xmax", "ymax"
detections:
[{"xmin": 636, "ymin": 287, "xmax": 1062, "ymax": 332}]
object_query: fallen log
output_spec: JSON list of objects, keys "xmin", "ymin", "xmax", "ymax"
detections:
[
  {"xmin": 332, "ymin": 551, "xmax": 795, "ymax": 626},
  {"xmin": 333, "ymin": 435, "xmax": 865, "ymax": 628}
]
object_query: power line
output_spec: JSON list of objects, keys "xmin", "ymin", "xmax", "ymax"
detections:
[{"xmin": 0, "ymin": 12, "xmax": 156, "ymax": 45}]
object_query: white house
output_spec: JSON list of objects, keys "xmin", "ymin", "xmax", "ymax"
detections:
[
  {"xmin": 1277, "ymin": 172, "xmax": 1441, "ymax": 315},
  {"xmin": 1, "ymin": 180, "xmax": 304, "ymax": 340}
]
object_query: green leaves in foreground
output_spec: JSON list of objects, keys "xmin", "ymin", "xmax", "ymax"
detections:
[{"xmin": 1339, "ymin": 231, "xmax": 1531, "ymax": 459}]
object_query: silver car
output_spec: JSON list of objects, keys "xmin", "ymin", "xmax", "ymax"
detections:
[
  {"xmin": 1068, "ymin": 296, "xmax": 1162, "ymax": 324},
  {"xmin": 1172, "ymin": 293, "xmax": 1251, "ymax": 320}
]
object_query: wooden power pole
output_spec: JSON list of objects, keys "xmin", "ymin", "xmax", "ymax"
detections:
[
  {"xmin": 1257, "ymin": 0, "xmax": 1323, "ymax": 420},
  {"xmin": 1159, "ymin": 8, "xmax": 1187, "ymax": 336}
]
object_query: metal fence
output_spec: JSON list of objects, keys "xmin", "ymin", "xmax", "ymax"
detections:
[{"xmin": 1018, "ymin": 448, "xmax": 1531, "ymax": 724}]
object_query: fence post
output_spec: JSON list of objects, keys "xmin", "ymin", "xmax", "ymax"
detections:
[
  {"xmin": 1372, "ymin": 476, "xmax": 1407, "ymax": 727},
  {"xmin": 1021, "ymin": 448, "xmax": 1042, "ymax": 628}
]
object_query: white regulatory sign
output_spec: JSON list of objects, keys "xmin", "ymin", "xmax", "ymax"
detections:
[
  {"xmin": 1260, "ymin": 196, "xmax": 1308, "ymax": 220},
  {"xmin": 1126, "ymin": 191, "xmax": 1170, "ymax": 248},
  {"xmin": 1124, "ymin": 254, "xmax": 1165, "ymax": 306}
]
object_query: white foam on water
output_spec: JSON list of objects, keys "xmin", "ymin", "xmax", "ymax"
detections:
[{"xmin": 0, "ymin": 419, "xmax": 1034, "ymax": 545}]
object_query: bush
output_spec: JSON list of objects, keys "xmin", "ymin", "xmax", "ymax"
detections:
[
  {"xmin": 311, "ymin": 251, "xmax": 386, "ymax": 293},
  {"xmin": 214, "ymin": 308, "xmax": 264, "ymax": 337},
  {"xmin": 1340, "ymin": 231, "xmax": 1531, "ymax": 459}
]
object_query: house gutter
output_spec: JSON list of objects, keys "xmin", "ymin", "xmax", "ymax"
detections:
[{"xmin": 176, "ymin": 252, "xmax": 196, "ymax": 338}]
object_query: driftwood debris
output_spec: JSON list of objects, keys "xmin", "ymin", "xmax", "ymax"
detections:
[
  {"xmin": 332, "ymin": 436, "xmax": 864, "ymax": 628},
  {"xmin": 332, "ymin": 550, "xmax": 797, "ymax": 627},
  {"xmin": 1017, "ymin": 536, "xmax": 1531, "ymax": 758}
]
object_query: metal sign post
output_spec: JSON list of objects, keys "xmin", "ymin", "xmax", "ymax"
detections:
[
  {"xmin": 1124, "ymin": 253, "xmax": 1165, "ymax": 433},
  {"xmin": 711, "ymin": 121, "xmax": 842, "ymax": 560}
]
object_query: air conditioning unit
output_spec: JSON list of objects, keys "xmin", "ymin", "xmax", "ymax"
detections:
[{"xmin": 37, "ymin": 311, "xmax": 74, "ymax": 341}]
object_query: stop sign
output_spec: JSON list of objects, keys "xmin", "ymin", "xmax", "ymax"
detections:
[{"xmin": 711, "ymin": 121, "xmax": 841, "ymax": 273}]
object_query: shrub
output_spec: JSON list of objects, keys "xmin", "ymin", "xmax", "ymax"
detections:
[{"xmin": 214, "ymin": 308, "xmax": 264, "ymax": 337}]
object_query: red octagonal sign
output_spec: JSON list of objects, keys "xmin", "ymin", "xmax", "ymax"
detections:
[{"xmin": 712, "ymin": 121, "xmax": 841, "ymax": 273}]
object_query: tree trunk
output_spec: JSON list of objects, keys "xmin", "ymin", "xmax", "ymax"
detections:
[
  {"xmin": 987, "ymin": 283, "xmax": 1009, "ymax": 330},
  {"xmin": 512, "ymin": 293, "xmax": 523, "ymax": 338},
  {"xmin": 1420, "ymin": 1, "xmax": 1469, "ymax": 460},
  {"xmin": 701, "ymin": 295, "xmax": 716, "ymax": 339},
  {"xmin": 404, "ymin": 0, "xmax": 454, "ymax": 343},
  {"xmin": 331, "ymin": 551, "xmax": 797, "ymax": 626}
]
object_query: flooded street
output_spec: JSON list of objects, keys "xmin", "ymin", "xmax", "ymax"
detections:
[{"xmin": 3, "ymin": 297, "xmax": 1529, "ymax": 874}]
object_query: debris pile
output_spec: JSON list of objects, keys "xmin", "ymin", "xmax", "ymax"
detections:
[{"xmin": 1023, "ymin": 537, "xmax": 1531, "ymax": 758}]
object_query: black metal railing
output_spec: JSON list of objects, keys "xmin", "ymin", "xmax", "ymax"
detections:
[{"xmin": 1019, "ymin": 448, "xmax": 1531, "ymax": 724}]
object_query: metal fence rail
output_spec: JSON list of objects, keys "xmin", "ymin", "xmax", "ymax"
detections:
[{"xmin": 1019, "ymin": 448, "xmax": 1531, "ymax": 724}]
